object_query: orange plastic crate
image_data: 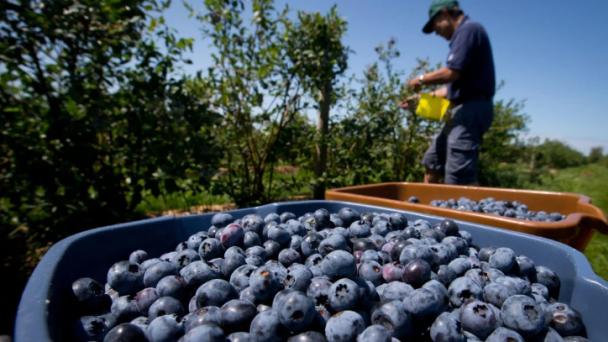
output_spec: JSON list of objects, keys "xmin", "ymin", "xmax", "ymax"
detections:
[{"xmin": 326, "ymin": 182, "xmax": 608, "ymax": 251}]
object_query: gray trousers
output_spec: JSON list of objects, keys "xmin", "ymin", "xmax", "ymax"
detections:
[{"xmin": 422, "ymin": 99, "xmax": 494, "ymax": 184}]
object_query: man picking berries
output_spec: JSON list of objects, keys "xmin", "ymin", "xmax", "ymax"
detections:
[{"xmin": 401, "ymin": 0, "xmax": 495, "ymax": 185}]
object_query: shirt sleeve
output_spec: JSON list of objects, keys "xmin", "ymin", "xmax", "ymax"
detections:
[{"xmin": 446, "ymin": 26, "xmax": 479, "ymax": 71}]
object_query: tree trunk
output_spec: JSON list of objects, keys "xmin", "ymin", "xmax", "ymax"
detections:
[{"xmin": 313, "ymin": 83, "xmax": 331, "ymax": 200}]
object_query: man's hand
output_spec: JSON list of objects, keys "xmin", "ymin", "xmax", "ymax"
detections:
[
  {"xmin": 408, "ymin": 78, "xmax": 422, "ymax": 93},
  {"xmin": 399, "ymin": 94, "xmax": 420, "ymax": 110}
]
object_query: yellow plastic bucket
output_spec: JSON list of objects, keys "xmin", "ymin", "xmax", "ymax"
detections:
[{"xmin": 415, "ymin": 93, "xmax": 451, "ymax": 121}]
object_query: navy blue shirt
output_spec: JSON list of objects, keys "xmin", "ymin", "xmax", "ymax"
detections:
[{"xmin": 446, "ymin": 16, "xmax": 495, "ymax": 102}]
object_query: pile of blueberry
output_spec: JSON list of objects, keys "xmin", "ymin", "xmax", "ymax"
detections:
[
  {"xmin": 70, "ymin": 208, "xmax": 590, "ymax": 342},
  {"xmin": 418, "ymin": 196, "xmax": 567, "ymax": 222}
]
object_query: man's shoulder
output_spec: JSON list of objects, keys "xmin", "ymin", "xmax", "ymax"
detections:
[{"xmin": 459, "ymin": 18, "xmax": 488, "ymax": 36}]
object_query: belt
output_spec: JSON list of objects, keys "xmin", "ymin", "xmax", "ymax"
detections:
[{"xmin": 450, "ymin": 94, "xmax": 493, "ymax": 107}]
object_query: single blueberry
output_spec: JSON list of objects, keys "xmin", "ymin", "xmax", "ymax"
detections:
[
  {"xmin": 220, "ymin": 299, "xmax": 257, "ymax": 333},
  {"xmin": 447, "ymin": 277, "xmax": 483, "ymax": 308},
  {"xmin": 430, "ymin": 312, "xmax": 466, "ymax": 342},
  {"xmin": 329, "ymin": 278, "xmax": 360, "ymax": 312},
  {"xmin": 195, "ymin": 279, "xmax": 238, "ymax": 308},
  {"xmin": 500, "ymin": 295, "xmax": 545, "ymax": 338},
  {"xmin": 326, "ymin": 310, "xmax": 365, "ymax": 342},
  {"xmin": 179, "ymin": 323, "xmax": 225, "ymax": 342},
  {"xmin": 107, "ymin": 261, "xmax": 144, "ymax": 295},
  {"xmin": 321, "ymin": 250, "xmax": 356, "ymax": 279}
]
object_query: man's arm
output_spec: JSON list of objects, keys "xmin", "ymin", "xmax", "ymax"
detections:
[
  {"xmin": 429, "ymin": 87, "xmax": 448, "ymax": 98},
  {"xmin": 408, "ymin": 67, "xmax": 460, "ymax": 91}
]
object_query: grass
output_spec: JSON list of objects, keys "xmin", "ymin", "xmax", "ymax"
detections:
[
  {"xmin": 135, "ymin": 189, "xmax": 232, "ymax": 215},
  {"xmin": 528, "ymin": 164, "xmax": 608, "ymax": 280}
]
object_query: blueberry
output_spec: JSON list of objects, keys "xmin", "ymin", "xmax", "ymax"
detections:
[
  {"xmin": 301, "ymin": 233, "xmax": 324, "ymax": 257},
  {"xmin": 349, "ymin": 220, "xmax": 372, "ymax": 239},
  {"xmin": 494, "ymin": 276, "xmax": 531, "ymax": 296},
  {"xmin": 219, "ymin": 299, "xmax": 257, "ymax": 333},
  {"xmin": 230, "ymin": 264, "xmax": 258, "ymax": 292},
  {"xmin": 264, "ymin": 240, "xmax": 283, "ymax": 260},
  {"xmin": 372, "ymin": 221, "xmax": 393, "ymax": 237},
  {"xmin": 239, "ymin": 287, "xmax": 258, "ymax": 305},
  {"xmin": 531, "ymin": 327, "xmax": 565, "ymax": 342},
  {"xmin": 107, "ymin": 261, "xmax": 144, "ymax": 295},
  {"xmin": 439, "ymin": 219, "xmax": 459, "ymax": 236},
  {"xmin": 338, "ymin": 208, "xmax": 360, "ymax": 228},
  {"xmin": 145, "ymin": 314, "xmax": 184, "ymax": 342},
  {"xmin": 219, "ymin": 223, "xmax": 245, "ymax": 248},
  {"xmin": 544, "ymin": 302, "xmax": 583, "ymax": 336},
  {"xmin": 381, "ymin": 262, "xmax": 405, "ymax": 283},
  {"xmin": 328, "ymin": 278, "xmax": 360, "ymax": 312},
  {"xmin": 371, "ymin": 300, "xmax": 411, "ymax": 338},
  {"xmin": 156, "ymin": 276, "xmax": 189, "ymax": 303},
  {"xmin": 198, "ymin": 238, "xmax": 223, "ymax": 261},
  {"xmin": 130, "ymin": 316, "xmax": 150, "ymax": 332},
  {"xmin": 402, "ymin": 259, "xmax": 431, "ymax": 288},
  {"xmin": 129, "ymin": 250, "xmax": 148, "ymax": 264},
  {"xmin": 358, "ymin": 261, "xmax": 383, "ymax": 286},
  {"xmin": 460, "ymin": 299, "xmax": 498, "ymax": 340},
  {"xmin": 187, "ymin": 296, "xmax": 197, "ymax": 313},
  {"xmin": 278, "ymin": 248, "xmax": 301, "ymax": 267},
  {"xmin": 187, "ymin": 232, "xmax": 208, "ymax": 251},
  {"xmin": 179, "ymin": 261, "xmax": 221, "ymax": 290},
  {"xmin": 563, "ymin": 337, "xmax": 591, "ymax": 342},
  {"xmin": 242, "ymin": 214, "xmax": 265, "ymax": 236},
  {"xmin": 399, "ymin": 244, "xmax": 434, "ymax": 267},
  {"xmin": 185, "ymin": 307, "xmax": 221, "ymax": 333},
  {"xmin": 447, "ymin": 277, "xmax": 483, "ymax": 308},
  {"xmin": 532, "ymin": 283, "xmax": 549, "ymax": 300},
  {"xmin": 72, "ymin": 315, "xmax": 111, "ymax": 341},
  {"xmin": 179, "ymin": 324, "xmax": 225, "ymax": 342},
  {"xmin": 430, "ymin": 243, "xmax": 457, "ymax": 265},
  {"xmin": 322, "ymin": 250, "xmax": 356, "ymax": 279},
  {"xmin": 249, "ymin": 266, "xmax": 281, "ymax": 301},
  {"xmin": 280, "ymin": 212, "xmax": 296, "ymax": 223},
  {"xmin": 483, "ymin": 282, "xmax": 513, "ymax": 308},
  {"xmin": 442, "ymin": 236, "xmax": 468, "ymax": 255},
  {"xmin": 72, "ymin": 277, "xmax": 111, "ymax": 312},
  {"xmin": 424, "ymin": 228, "xmax": 446, "ymax": 242},
  {"xmin": 221, "ymin": 255, "xmax": 247, "ymax": 279},
  {"xmin": 448, "ymin": 258, "xmax": 472, "ymax": 277},
  {"xmin": 325, "ymin": 310, "xmax": 365, "ymax": 342},
  {"xmin": 265, "ymin": 260, "xmax": 288, "ymax": 282},
  {"xmin": 489, "ymin": 247, "xmax": 516, "ymax": 273},
  {"xmin": 228, "ymin": 332, "xmax": 251, "ymax": 342},
  {"xmin": 285, "ymin": 219, "xmax": 307, "ymax": 237},
  {"xmin": 147, "ymin": 296, "xmax": 184, "ymax": 321},
  {"xmin": 319, "ymin": 234, "xmax": 348, "ymax": 257},
  {"xmin": 380, "ymin": 281, "xmax": 414, "ymax": 301},
  {"xmin": 330, "ymin": 214, "xmax": 345, "ymax": 229},
  {"xmin": 141, "ymin": 258, "xmax": 163, "ymax": 272},
  {"xmin": 458, "ymin": 230, "xmax": 473, "ymax": 245},
  {"xmin": 283, "ymin": 267, "xmax": 313, "ymax": 292},
  {"xmin": 305, "ymin": 253, "xmax": 324, "ymax": 268},
  {"xmin": 243, "ymin": 231, "xmax": 262, "ymax": 249},
  {"xmin": 389, "ymin": 240, "xmax": 412, "ymax": 263},
  {"xmin": 249, "ymin": 309, "xmax": 287, "ymax": 342},
  {"xmin": 103, "ymin": 323, "xmax": 146, "ymax": 342},
  {"xmin": 246, "ymin": 246, "xmax": 268, "ymax": 261},
  {"xmin": 111, "ymin": 295, "xmax": 140, "ymax": 322},
  {"xmin": 275, "ymin": 291, "xmax": 315, "ymax": 332},
  {"xmin": 195, "ymin": 279, "xmax": 238, "ymax": 308},
  {"xmin": 434, "ymin": 265, "xmax": 457, "ymax": 287},
  {"xmin": 357, "ymin": 324, "xmax": 392, "ymax": 342},
  {"xmin": 388, "ymin": 213, "xmax": 408, "ymax": 231},
  {"xmin": 290, "ymin": 235, "xmax": 304, "ymax": 252},
  {"xmin": 212, "ymin": 212, "xmax": 234, "ymax": 228},
  {"xmin": 403, "ymin": 288, "xmax": 443, "ymax": 325},
  {"xmin": 500, "ymin": 295, "xmax": 545, "ymax": 338},
  {"xmin": 385, "ymin": 231, "xmax": 404, "ymax": 244},
  {"xmin": 430, "ymin": 312, "xmax": 466, "ymax": 342},
  {"xmin": 288, "ymin": 331, "xmax": 328, "ymax": 342},
  {"xmin": 533, "ymin": 266, "xmax": 561, "ymax": 299},
  {"xmin": 312, "ymin": 208, "xmax": 331, "ymax": 230},
  {"xmin": 464, "ymin": 268, "xmax": 490, "ymax": 288},
  {"xmin": 307, "ymin": 277, "xmax": 332, "ymax": 307},
  {"xmin": 478, "ymin": 246, "xmax": 498, "ymax": 262}
]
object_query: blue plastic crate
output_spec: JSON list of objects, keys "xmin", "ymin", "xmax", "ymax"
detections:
[{"xmin": 14, "ymin": 200, "xmax": 608, "ymax": 341}]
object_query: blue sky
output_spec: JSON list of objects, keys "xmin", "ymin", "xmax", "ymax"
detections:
[{"xmin": 163, "ymin": 0, "xmax": 608, "ymax": 155}]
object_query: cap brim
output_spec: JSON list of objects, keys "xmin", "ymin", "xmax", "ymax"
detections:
[{"xmin": 423, "ymin": 19, "xmax": 434, "ymax": 34}]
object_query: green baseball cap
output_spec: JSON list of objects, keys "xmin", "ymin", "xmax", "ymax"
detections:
[{"xmin": 422, "ymin": 0, "xmax": 459, "ymax": 34}]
